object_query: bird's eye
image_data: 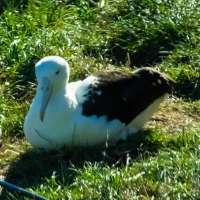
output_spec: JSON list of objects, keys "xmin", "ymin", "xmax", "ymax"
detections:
[{"xmin": 55, "ymin": 70, "xmax": 60, "ymax": 75}]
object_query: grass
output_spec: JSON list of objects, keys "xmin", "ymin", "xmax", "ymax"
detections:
[{"xmin": 0, "ymin": 0, "xmax": 200, "ymax": 199}]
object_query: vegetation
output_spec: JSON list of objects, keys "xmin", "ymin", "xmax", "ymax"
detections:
[{"xmin": 0, "ymin": 0, "xmax": 200, "ymax": 199}]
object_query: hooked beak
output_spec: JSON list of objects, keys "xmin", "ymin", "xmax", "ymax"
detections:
[{"xmin": 40, "ymin": 77, "xmax": 53, "ymax": 121}]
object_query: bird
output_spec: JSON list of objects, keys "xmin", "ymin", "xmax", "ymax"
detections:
[{"xmin": 24, "ymin": 56, "xmax": 175, "ymax": 150}]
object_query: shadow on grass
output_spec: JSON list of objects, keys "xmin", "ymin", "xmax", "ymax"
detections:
[
  {"xmin": 175, "ymin": 78, "xmax": 200, "ymax": 101},
  {"xmin": 0, "ymin": 129, "xmax": 160, "ymax": 199}
]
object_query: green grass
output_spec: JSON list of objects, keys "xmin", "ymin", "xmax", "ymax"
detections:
[{"xmin": 0, "ymin": 0, "xmax": 200, "ymax": 199}]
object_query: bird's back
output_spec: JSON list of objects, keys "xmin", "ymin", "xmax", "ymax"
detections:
[{"xmin": 77, "ymin": 67, "xmax": 175, "ymax": 126}]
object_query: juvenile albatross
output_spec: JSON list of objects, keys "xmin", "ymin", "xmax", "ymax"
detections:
[{"xmin": 24, "ymin": 56, "xmax": 175, "ymax": 150}]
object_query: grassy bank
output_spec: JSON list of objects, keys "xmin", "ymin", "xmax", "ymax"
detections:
[{"xmin": 0, "ymin": 0, "xmax": 200, "ymax": 199}]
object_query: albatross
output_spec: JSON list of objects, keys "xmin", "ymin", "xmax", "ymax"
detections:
[{"xmin": 24, "ymin": 56, "xmax": 175, "ymax": 150}]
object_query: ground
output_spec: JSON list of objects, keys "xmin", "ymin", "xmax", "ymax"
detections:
[
  {"xmin": 0, "ymin": 97, "xmax": 199, "ymax": 199},
  {"xmin": 0, "ymin": 0, "xmax": 200, "ymax": 199}
]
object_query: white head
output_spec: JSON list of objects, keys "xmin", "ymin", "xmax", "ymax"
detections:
[{"xmin": 35, "ymin": 56, "xmax": 70, "ymax": 122}]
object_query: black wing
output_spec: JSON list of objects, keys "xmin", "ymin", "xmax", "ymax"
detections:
[{"xmin": 82, "ymin": 67, "xmax": 175, "ymax": 125}]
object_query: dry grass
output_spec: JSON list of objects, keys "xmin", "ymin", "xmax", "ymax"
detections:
[
  {"xmin": 0, "ymin": 138, "xmax": 30, "ymax": 181},
  {"xmin": 146, "ymin": 97, "xmax": 200, "ymax": 133}
]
